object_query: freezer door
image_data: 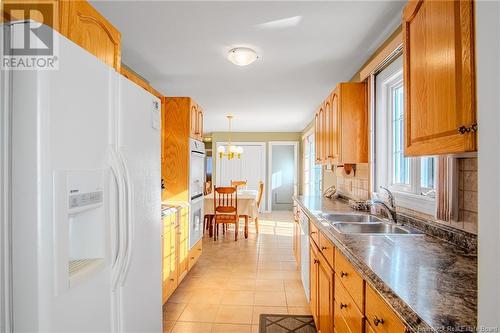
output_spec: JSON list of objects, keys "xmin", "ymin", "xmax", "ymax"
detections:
[
  {"xmin": 114, "ymin": 75, "xmax": 162, "ymax": 332},
  {"xmin": 9, "ymin": 23, "xmax": 115, "ymax": 332}
]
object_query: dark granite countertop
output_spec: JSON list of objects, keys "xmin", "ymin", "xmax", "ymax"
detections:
[{"xmin": 295, "ymin": 196, "xmax": 477, "ymax": 333}]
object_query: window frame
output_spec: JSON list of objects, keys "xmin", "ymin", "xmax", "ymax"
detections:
[
  {"xmin": 374, "ymin": 56, "xmax": 436, "ymax": 216},
  {"xmin": 302, "ymin": 129, "xmax": 321, "ymax": 196}
]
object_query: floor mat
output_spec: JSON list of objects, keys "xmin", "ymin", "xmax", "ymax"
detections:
[{"xmin": 259, "ymin": 314, "xmax": 317, "ymax": 333}]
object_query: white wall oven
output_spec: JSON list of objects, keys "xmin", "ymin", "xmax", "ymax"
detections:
[{"xmin": 189, "ymin": 139, "xmax": 205, "ymax": 249}]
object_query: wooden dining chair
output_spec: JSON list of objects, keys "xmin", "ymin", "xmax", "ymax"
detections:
[
  {"xmin": 213, "ymin": 187, "xmax": 239, "ymax": 241},
  {"xmin": 253, "ymin": 181, "xmax": 264, "ymax": 233},
  {"xmin": 231, "ymin": 180, "xmax": 247, "ymax": 188}
]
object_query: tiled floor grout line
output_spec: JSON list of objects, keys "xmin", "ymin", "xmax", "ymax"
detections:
[{"xmin": 164, "ymin": 212, "xmax": 309, "ymax": 333}]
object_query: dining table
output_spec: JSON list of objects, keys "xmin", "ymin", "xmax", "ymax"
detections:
[{"xmin": 204, "ymin": 189, "xmax": 259, "ymax": 238}]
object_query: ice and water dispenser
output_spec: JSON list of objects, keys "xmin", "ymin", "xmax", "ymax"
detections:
[{"xmin": 54, "ymin": 170, "xmax": 106, "ymax": 294}]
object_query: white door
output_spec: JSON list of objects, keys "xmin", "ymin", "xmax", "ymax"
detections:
[
  {"xmin": 114, "ymin": 75, "xmax": 162, "ymax": 332},
  {"xmin": 271, "ymin": 145, "xmax": 295, "ymax": 210},
  {"xmin": 216, "ymin": 143, "xmax": 266, "ymax": 208}
]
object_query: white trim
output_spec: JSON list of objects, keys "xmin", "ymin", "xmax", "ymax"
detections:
[
  {"xmin": 267, "ymin": 141, "xmax": 299, "ymax": 212},
  {"xmin": 214, "ymin": 141, "xmax": 267, "ymax": 210},
  {"xmin": 374, "ymin": 55, "xmax": 436, "ymax": 215},
  {"xmin": 0, "ymin": 31, "xmax": 12, "ymax": 332},
  {"xmin": 477, "ymin": 1, "xmax": 500, "ymax": 326}
]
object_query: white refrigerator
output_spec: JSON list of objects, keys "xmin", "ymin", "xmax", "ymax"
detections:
[{"xmin": 2, "ymin": 22, "xmax": 162, "ymax": 332}]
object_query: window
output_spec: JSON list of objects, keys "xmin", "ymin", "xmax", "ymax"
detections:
[
  {"xmin": 375, "ymin": 56, "xmax": 436, "ymax": 215},
  {"xmin": 303, "ymin": 132, "xmax": 322, "ymax": 196}
]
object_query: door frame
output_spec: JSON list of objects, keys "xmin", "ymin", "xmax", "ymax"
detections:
[
  {"xmin": 214, "ymin": 141, "xmax": 267, "ymax": 209},
  {"xmin": 267, "ymin": 141, "xmax": 299, "ymax": 212}
]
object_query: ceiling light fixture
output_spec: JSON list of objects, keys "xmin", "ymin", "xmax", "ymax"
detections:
[{"xmin": 227, "ymin": 47, "xmax": 258, "ymax": 66}]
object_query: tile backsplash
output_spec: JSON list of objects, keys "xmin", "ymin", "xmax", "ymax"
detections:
[
  {"xmin": 325, "ymin": 163, "xmax": 369, "ymax": 201},
  {"xmin": 323, "ymin": 158, "xmax": 478, "ymax": 235},
  {"xmin": 457, "ymin": 157, "xmax": 478, "ymax": 234}
]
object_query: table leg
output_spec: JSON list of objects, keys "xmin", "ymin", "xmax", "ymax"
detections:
[
  {"xmin": 244, "ymin": 215, "xmax": 249, "ymax": 239},
  {"xmin": 209, "ymin": 216, "xmax": 214, "ymax": 238}
]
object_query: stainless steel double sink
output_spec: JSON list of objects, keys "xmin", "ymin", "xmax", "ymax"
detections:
[{"xmin": 319, "ymin": 213, "xmax": 423, "ymax": 235}]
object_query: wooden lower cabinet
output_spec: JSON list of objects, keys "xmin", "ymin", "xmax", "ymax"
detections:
[
  {"xmin": 162, "ymin": 212, "xmax": 178, "ymax": 303},
  {"xmin": 318, "ymin": 254, "xmax": 334, "ymax": 333},
  {"xmin": 365, "ymin": 284, "xmax": 405, "ymax": 333},
  {"xmin": 188, "ymin": 238, "xmax": 203, "ymax": 270},
  {"xmin": 310, "ymin": 239, "xmax": 334, "ymax": 333},
  {"xmin": 293, "ymin": 218, "xmax": 301, "ymax": 264},
  {"xmin": 310, "ymin": 243, "xmax": 319, "ymax": 326},
  {"xmin": 334, "ymin": 274, "xmax": 364, "ymax": 333},
  {"xmin": 305, "ymin": 220, "xmax": 408, "ymax": 333},
  {"xmin": 365, "ymin": 321, "xmax": 376, "ymax": 333},
  {"xmin": 162, "ymin": 204, "xmax": 202, "ymax": 304},
  {"xmin": 177, "ymin": 205, "xmax": 189, "ymax": 282},
  {"xmin": 334, "ymin": 302, "xmax": 353, "ymax": 333},
  {"xmin": 335, "ymin": 248, "xmax": 365, "ymax": 312}
]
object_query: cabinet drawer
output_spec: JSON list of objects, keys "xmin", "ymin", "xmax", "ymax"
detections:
[
  {"xmin": 335, "ymin": 248, "xmax": 364, "ymax": 311},
  {"xmin": 188, "ymin": 239, "xmax": 203, "ymax": 270},
  {"xmin": 319, "ymin": 232, "xmax": 334, "ymax": 268},
  {"xmin": 365, "ymin": 320, "xmax": 376, "ymax": 333},
  {"xmin": 310, "ymin": 221, "xmax": 319, "ymax": 246},
  {"xmin": 334, "ymin": 275, "xmax": 363, "ymax": 333},
  {"xmin": 365, "ymin": 284, "xmax": 406, "ymax": 333},
  {"xmin": 334, "ymin": 302, "xmax": 353, "ymax": 333}
]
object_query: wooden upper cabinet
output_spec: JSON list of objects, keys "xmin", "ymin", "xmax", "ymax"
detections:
[
  {"xmin": 1, "ymin": 1, "xmax": 121, "ymax": 70},
  {"xmin": 315, "ymin": 104, "xmax": 326, "ymax": 165},
  {"xmin": 163, "ymin": 97, "xmax": 204, "ymax": 201},
  {"xmin": 403, "ymin": 0, "xmax": 476, "ymax": 156},
  {"xmin": 328, "ymin": 90, "xmax": 340, "ymax": 163},
  {"xmin": 324, "ymin": 99, "xmax": 332, "ymax": 164},
  {"xmin": 60, "ymin": 1, "xmax": 121, "ymax": 71},
  {"xmin": 190, "ymin": 104, "xmax": 198, "ymax": 138},
  {"xmin": 196, "ymin": 107, "xmax": 204, "ymax": 140},
  {"xmin": 314, "ymin": 113, "xmax": 321, "ymax": 164},
  {"xmin": 314, "ymin": 82, "xmax": 367, "ymax": 166},
  {"xmin": 338, "ymin": 82, "xmax": 368, "ymax": 164}
]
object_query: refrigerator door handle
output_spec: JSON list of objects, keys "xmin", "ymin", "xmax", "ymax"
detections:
[
  {"xmin": 117, "ymin": 150, "xmax": 134, "ymax": 286},
  {"xmin": 110, "ymin": 149, "xmax": 127, "ymax": 291}
]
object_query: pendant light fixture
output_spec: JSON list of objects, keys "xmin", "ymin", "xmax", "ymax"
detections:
[{"xmin": 217, "ymin": 116, "xmax": 243, "ymax": 159}]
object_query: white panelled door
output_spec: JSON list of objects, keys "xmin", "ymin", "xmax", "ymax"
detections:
[{"xmin": 216, "ymin": 142, "xmax": 266, "ymax": 210}]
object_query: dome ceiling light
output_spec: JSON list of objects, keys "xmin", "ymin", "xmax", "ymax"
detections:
[{"xmin": 227, "ymin": 47, "xmax": 258, "ymax": 66}]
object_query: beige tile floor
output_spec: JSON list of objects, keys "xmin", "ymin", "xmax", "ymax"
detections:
[{"xmin": 163, "ymin": 211, "xmax": 311, "ymax": 333}]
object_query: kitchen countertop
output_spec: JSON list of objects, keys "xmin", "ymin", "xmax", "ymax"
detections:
[{"xmin": 295, "ymin": 196, "xmax": 477, "ymax": 333}]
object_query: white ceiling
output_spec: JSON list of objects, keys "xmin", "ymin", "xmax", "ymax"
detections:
[{"xmin": 92, "ymin": 1, "xmax": 405, "ymax": 133}]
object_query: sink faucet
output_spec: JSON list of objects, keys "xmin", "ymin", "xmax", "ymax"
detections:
[{"xmin": 366, "ymin": 186, "xmax": 398, "ymax": 223}]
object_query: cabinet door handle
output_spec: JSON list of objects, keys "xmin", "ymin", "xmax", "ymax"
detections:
[
  {"xmin": 321, "ymin": 246, "xmax": 328, "ymax": 250},
  {"xmin": 458, "ymin": 123, "xmax": 478, "ymax": 134},
  {"xmin": 340, "ymin": 303, "xmax": 347, "ymax": 309},
  {"xmin": 313, "ymin": 259, "xmax": 319, "ymax": 264},
  {"xmin": 311, "ymin": 231, "xmax": 316, "ymax": 234},
  {"xmin": 373, "ymin": 316, "xmax": 384, "ymax": 326},
  {"xmin": 340, "ymin": 271, "xmax": 348, "ymax": 278},
  {"xmin": 458, "ymin": 125, "xmax": 469, "ymax": 134}
]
